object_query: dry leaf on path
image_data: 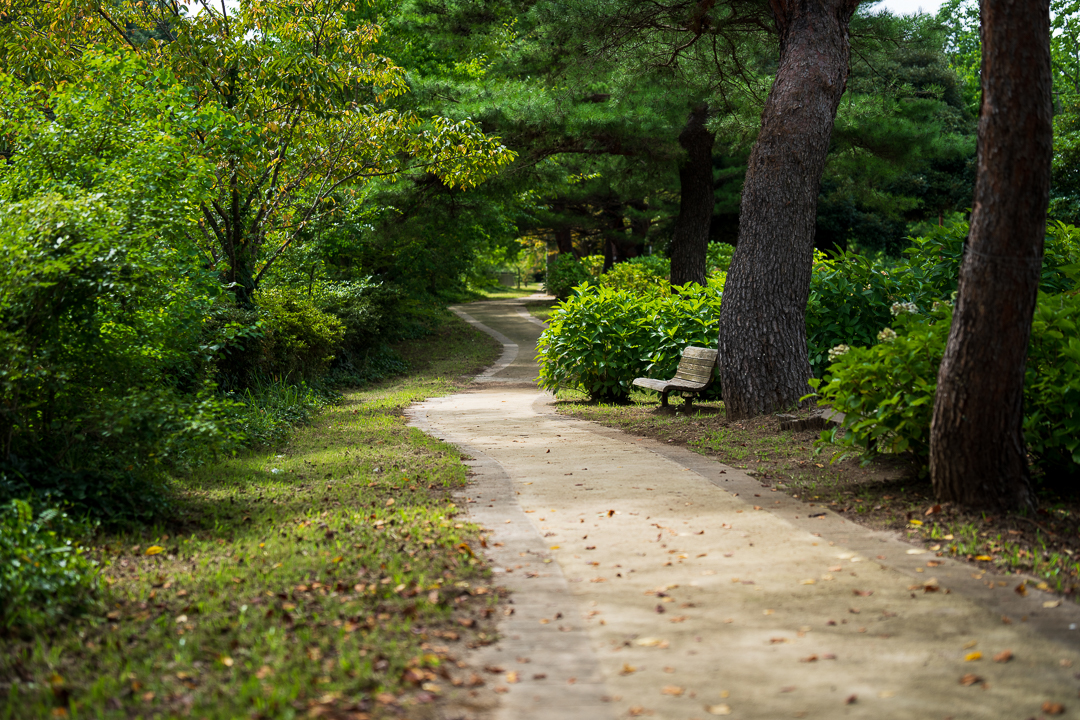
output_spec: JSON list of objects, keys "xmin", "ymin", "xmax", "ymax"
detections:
[
  {"xmin": 661, "ymin": 685, "xmax": 684, "ymax": 696},
  {"xmin": 1042, "ymin": 702, "xmax": 1066, "ymax": 715},
  {"xmin": 853, "ymin": 590, "xmax": 873, "ymax": 597},
  {"xmin": 845, "ymin": 694, "xmax": 857, "ymax": 705},
  {"xmin": 705, "ymin": 704, "xmax": 732, "ymax": 716},
  {"xmin": 964, "ymin": 652, "xmax": 982, "ymax": 662},
  {"xmin": 505, "ymin": 672, "xmax": 519, "ymax": 684},
  {"xmin": 1044, "ymin": 600, "xmax": 1063, "ymax": 608},
  {"xmin": 992, "ymin": 650, "xmax": 1013, "ymax": 663},
  {"xmin": 620, "ymin": 664, "xmax": 637, "ymax": 676},
  {"xmin": 959, "ymin": 674, "xmax": 983, "ymax": 686}
]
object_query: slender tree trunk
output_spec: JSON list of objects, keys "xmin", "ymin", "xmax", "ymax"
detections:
[
  {"xmin": 717, "ymin": 0, "xmax": 860, "ymax": 420},
  {"xmin": 669, "ymin": 104, "xmax": 715, "ymax": 287},
  {"xmin": 929, "ymin": 0, "xmax": 1051, "ymax": 511}
]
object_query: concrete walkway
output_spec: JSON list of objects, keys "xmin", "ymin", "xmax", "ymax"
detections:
[{"xmin": 408, "ymin": 298, "xmax": 1080, "ymax": 720}]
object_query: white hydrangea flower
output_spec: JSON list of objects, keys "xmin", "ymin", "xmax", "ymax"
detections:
[
  {"xmin": 877, "ymin": 327, "xmax": 897, "ymax": 343},
  {"xmin": 828, "ymin": 344, "xmax": 851, "ymax": 362},
  {"xmin": 890, "ymin": 301, "xmax": 918, "ymax": 316}
]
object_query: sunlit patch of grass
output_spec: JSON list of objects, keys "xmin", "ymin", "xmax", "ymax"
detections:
[{"xmin": 0, "ymin": 316, "xmax": 504, "ymax": 719}]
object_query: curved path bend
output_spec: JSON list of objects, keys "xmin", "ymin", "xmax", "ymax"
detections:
[{"xmin": 408, "ymin": 298, "xmax": 1080, "ymax": 720}]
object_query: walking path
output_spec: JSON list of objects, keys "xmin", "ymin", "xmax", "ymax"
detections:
[{"xmin": 408, "ymin": 298, "xmax": 1080, "ymax": 720}]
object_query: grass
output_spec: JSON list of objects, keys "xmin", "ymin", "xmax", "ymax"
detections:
[
  {"xmin": 469, "ymin": 282, "xmax": 546, "ymax": 301},
  {"xmin": 551, "ymin": 391, "xmax": 1080, "ymax": 599},
  {"xmin": 1, "ymin": 314, "xmax": 505, "ymax": 720},
  {"xmin": 522, "ymin": 299, "xmax": 558, "ymax": 324}
]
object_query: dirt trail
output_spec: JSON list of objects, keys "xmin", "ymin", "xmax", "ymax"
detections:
[{"xmin": 408, "ymin": 298, "xmax": 1080, "ymax": 720}]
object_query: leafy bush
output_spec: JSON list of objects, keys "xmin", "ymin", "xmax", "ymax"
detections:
[
  {"xmin": 537, "ymin": 279, "xmax": 724, "ymax": 401},
  {"xmin": 706, "ymin": 243, "xmax": 735, "ymax": 274},
  {"xmin": 812, "ymin": 292, "xmax": 1080, "ymax": 478},
  {"xmin": 254, "ymin": 288, "xmax": 346, "ymax": 380},
  {"xmin": 600, "ymin": 255, "xmax": 670, "ymax": 294},
  {"xmin": 1025, "ymin": 290, "xmax": 1080, "ymax": 478},
  {"xmin": 0, "ymin": 62, "xmax": 244, "ymax": 513},
  {"xmin": 228, "ymin": 377, "xmax": 326, "ymax": 448},
  {"xmin": 0, "ymin": 499, "xmax": 98, "ymax": 630},
  {"xmin": 809, "ymin": 303, "xmax": 951, "ymax": 464},
  {"xmin": 544, "ymin": 254, "xmax": 596, "ymax": 299}
]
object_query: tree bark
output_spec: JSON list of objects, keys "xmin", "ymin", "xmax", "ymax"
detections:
[
  {"xmin": 929, "ymin": 0, "xmax": 1051, "ymax": 511},
  {"xmin": 717, "ymin": 0, "xmax": 861, "ymax": 420},
  {"xmin": 669, "ymin": 104, "xmax": 715, "ymax": 286}
]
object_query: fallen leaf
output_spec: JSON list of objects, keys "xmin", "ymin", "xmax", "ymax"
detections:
[
  {"xmin": 780, "ymin": 685, "xmax": 796, "ymax": 693},
  {"xmin": 963, "ymin": 640, "xmax": 978, "ymax": 649},
  {"xmin": 661, "ymin": 685, "xmax": 684, "ymax": 696},
  {"xmin": 828, "ymin": 565, "xmax": 842, "ymax": 572},
  {"xmin": 927, "ymin": 560, "xmax": 943, "ymax": 567},
  {"xmin": 1061, "ymin": 659, "xmax": 1073, "ymax": 668},
  {"xmin": 853, "ymin": 590, "xmax": 873, "ymax": 597},
  {"xmin": 878, "ymin": 690, "xmax": 896, "ymax": 698},
  {"xmin": 483, "ymin": 665, "xmax": 505, "ymax": 674},
  {"xmin": 220, "ymin": 655, "xmax": 234, "ymax": 667},
  {"xmin": 627, "ymin": 707, "xmax": 648, "ymax": 717},
  {"xmin": 705, "ymin": 704, "xmax": 732, "ymax": 716},
  {"xmin": 1015, "ymin": 583, "xmax": 1028, "ymax": 597},
  {"xmin": 974, "ymin": 555, "xmax": 993, "ymax": 562},
  {"xmin": 620, "ymin": 664, "xmax": 637, "ymax": 676},
  {"xmin": 964, "ymin": 652, "xmax": 982, "ymax": 662},
  {"xmin": 533, "ymin": 673, "xmax": 547, "ymax": 680},
  {"xmin": 906, "ymin": 549, "xmax": 926, "ymax": 555},
  {"xmin": 800, "ymin": 579, "xmax": 816, "ymax": 585},
  {"xmin": 670, "ymin": 616, "xmax": 688, "ymax": 623},
  {"xmin": 1043, "ymin": 702, "xmax": 1066, "ymax": 715},
  {"xmin": 925, "ymin": 505, "xmax": 942, "ymax": 515},
  {"xmin": 636, "ymin": 637, "xmax": 665, "ymax": 647},
  {"xmin": 992, "ymin": 650, "xmax": 1013, "ymax": 663},
  {"xmin": 845, "ymin": 694, "xmax": 857, "ymax": 705},
  {"xmin": 505, "ymin": 672, "xmax": 519, "ymax": 684},
  {"xmin": 145, "ymin": 546, "xmax": 165, "ymax": 556},
  {"xmin": 1044, "ymin": 600, "xmax": 1063, "ymax": 608},
  {"xmin": 800, "ymin": 655, "xmax": 818, "ymax": 663},
  {"xmin": 959, "ymin": 674, "xmax": 983, "ymax": 686}
]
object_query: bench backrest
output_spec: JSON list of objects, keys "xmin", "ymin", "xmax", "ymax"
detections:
[{"xmin": 674, "ymin": 347, "xmax": 718, "ymax": 385}]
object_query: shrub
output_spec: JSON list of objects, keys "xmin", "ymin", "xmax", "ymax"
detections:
[
  {"xmin": 600, "ymin": 255, "xmax": 670, "ymax": 294},
  {"xmin": 706, "ymin": 242, "xmax": 735, "ymax": 274},
  {"xmin": 254, "ymin": 287, "xmax": 347, "ymax": 380},
  {"xmin": 544, "ymin": 254, "xmax": 596, "ymax": 299},
  {"xmin": 0, "ymin": 499, "xmax": 99, "ymax": 630},
  {"xmin": 1025, "ymin": 290, "xmax": 1080, "ymax": 478},
  {"xmin": 809, "ymin": 303, "xmax": 951, "ymax": 465},
  {"xmin": 812, "ymin": 292, "xmax": 1080, "ymax": 479},
  {"xmin": 537, "ymin": 279, "xmax": 724, "ymax": 401}
]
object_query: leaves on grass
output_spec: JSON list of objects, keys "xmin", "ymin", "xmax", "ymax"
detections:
[{"xmin": 144, "ymin": 546, "xmax": 165, "ymax": 556}]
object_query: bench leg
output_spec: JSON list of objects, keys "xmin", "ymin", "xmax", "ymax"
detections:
[
  {"xmin": 660, "ymin": 391, "xmax": 670, "ymax": 408},
  {"xmin": 682, "ymin": 394, "xmax": 694, "ymax": 411}
]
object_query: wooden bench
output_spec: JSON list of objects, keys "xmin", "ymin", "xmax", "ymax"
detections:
[{"xmin": 632, "ymin": 347, "xmax": 719, "ymax": 409}]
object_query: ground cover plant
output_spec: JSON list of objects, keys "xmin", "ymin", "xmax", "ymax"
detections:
[
  {"xmin": 0, "ymin": 316, "xmax": 507, "ymax": 720},
  {"xmin": 553, "ymin": 392, "xmax": 1080, "ymax": 599}
]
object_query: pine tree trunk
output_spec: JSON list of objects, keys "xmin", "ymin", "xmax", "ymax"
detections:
[
  {"xmin": 669, "ymin": 104, "xmax": 715, "ymax": 286},
  {"xmin": 929, "ymin": 0, "xmax": 1051, "ymax": 511},
  {"xmin": 717, "ymin": 0, "xmax": 860, "ymax": 420}
]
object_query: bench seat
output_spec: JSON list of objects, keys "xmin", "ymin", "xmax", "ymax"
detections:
[{"xmin": 632, "ymin": 346, "xmax": 719, "ymax": 408}]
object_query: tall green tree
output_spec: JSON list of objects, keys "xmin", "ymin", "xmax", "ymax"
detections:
[{"xmin": 1, "ymin": 0, "xmax": 515, "ymax": 303}]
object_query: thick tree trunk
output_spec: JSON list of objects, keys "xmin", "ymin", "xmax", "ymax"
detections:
[
  {"xmin": 554, "ymin": 227, "xmax": 575, "ymax": 256},
  {"xmin": 717, "ymin": 0, "xmax": 860, "ymax": 420},
  {"xmin": 929, "ymin": 0, "xmax": 1051, "ymax": 511},
  {"xmin": 669, "ymin": 104, "xmax": 715, "ymax": 287}
]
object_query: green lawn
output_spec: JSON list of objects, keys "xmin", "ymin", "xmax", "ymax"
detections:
[{"xmin": 1, "ymin": 316, "xmax": 504, "ymax": 719}]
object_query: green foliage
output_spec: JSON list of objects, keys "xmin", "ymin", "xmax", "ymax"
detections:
[
  {"xmin": 706, "ymin": 243, "xmax": 735, "ymax": 274},
  {"xmin": 599, "ymin": 255, "xmax": 670, "ymax": 294},
  {"xmin": 1025, "ymin": 290, "xmax": 1080, "ymax": 478},
  {"xmin": 254, "ymin": 288, "xmax": 347, "ymax": 380},
  {"xmin": 813, "ymin": 291, "xmax": 1080, "ymax": 479},
  {"xmin": 537, "ymin": 280, "xmax": 724, "ymax": 401},
  {"xmin": 805, "ymin": 220, "xmax": 1080, "ymax": 377},
  {"xmin": 0, "ymin": 61, "xmax": 244, "ymax": 510},
  {"xmin": 0, "ymin": 500, "xmax": 98, "ymax": 630},
  {"xmin": 809, "ymin": 304, "xmax": 952, "ymax": 466},
  {"xmin": 227, "ymin": 377, "xmax": 326, "ymax": 449},
  {"xmin": 544, "ymin": 254, "xmax": 595, "ymax": 299}
]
